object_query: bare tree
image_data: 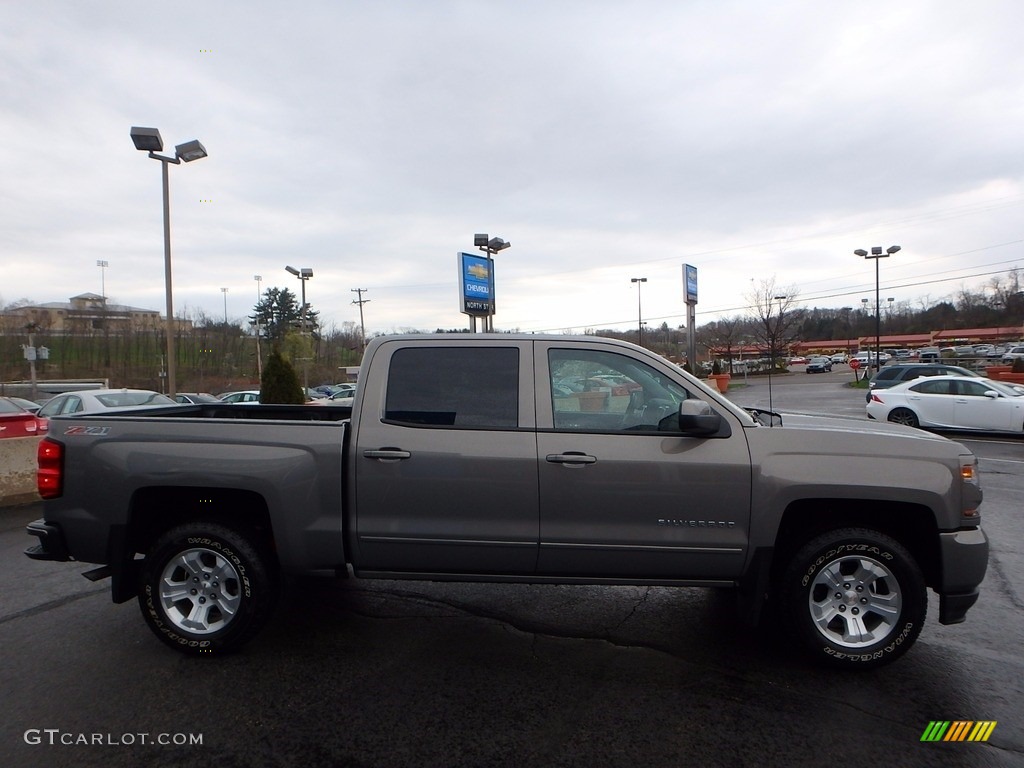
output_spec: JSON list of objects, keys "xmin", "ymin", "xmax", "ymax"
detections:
[
  {"xmin": 745, "ymin": 276, "xmax": 802, "ymax": 368},
  {"xmin": 698, "ymin": 315, "xmax": 749, "ymax": 374}
]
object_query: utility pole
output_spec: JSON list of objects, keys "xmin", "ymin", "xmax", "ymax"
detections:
[{"xmin": 351, "ymin": 288, "xmax": 370, "ymax": 349}]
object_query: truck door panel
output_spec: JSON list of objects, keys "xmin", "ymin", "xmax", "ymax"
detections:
[
  {"xmin": 352, "ymin": 341, "xmax": 539, "ymax": 574},
  {"xmin": 535, "ymin": 343, "xmax": 751, "ymax": 579}
]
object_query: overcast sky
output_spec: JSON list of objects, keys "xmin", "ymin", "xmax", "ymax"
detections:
[{"xmin": 3, "ymin": 1, "xmax": 1023, "ymax": 337}]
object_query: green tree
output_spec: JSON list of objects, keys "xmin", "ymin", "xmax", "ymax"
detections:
[
  {"xmin": 252, "ymin": 287, "xmax": 320, "ymax": 344},
  {"xmin": 260, "ymin": 348, "xmax": 304, "ymax": 404}
]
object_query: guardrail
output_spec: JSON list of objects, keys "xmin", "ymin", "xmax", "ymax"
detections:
[{"xmin": 0, "ymin": 436, "xmax": 41, "ymax": 507}]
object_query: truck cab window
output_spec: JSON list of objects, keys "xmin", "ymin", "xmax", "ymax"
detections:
[
  {"xmin": 384, "ymin": 346, "xmax": 519, "ymax": 428},
  {"xmin": 548, "ymin": 348, "xmax": 698, "ymax": 432}
]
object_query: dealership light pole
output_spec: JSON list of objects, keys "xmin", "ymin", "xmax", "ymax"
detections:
[
  {"xmin": 131, "ymin": 126, "xmax": 208, "ymax": 397},
  {"xmin": 97, "ymin": 260, "xmax": 108, "ymax": 299},
  {"xmin": 631, "ymin": 277, "xmax": 647, "ymax": 346},
  {"xmin": 773, "ymin": 295, "xmax": 787, "ymax": 366},
  {"xmin": 855, "ymin": 245, "xmax": 900, "ymax": 371},
  {"xmin": 286, "ymin": 265, "xmax": 314, "ymax": 390},
  {"xmin": 221, "ymin": 287, "xmax": 229, "ymax": 324},
  {"xmin": 474, "ymin": 234, "xmax": 510, "ymax": 332}
]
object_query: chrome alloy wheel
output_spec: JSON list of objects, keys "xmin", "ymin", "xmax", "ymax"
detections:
[
  {"xmin": 808, "ymin": 555, "xmax": 903, "ymax": 648},
  {"xmin": 159, "ymin": 547, "xmax": 242, "ymax": 634}
]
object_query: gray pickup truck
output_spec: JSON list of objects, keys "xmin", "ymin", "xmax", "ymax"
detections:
[{"xmin": 26, "ymin": 335, "xmax": 988, "ymax": 667}]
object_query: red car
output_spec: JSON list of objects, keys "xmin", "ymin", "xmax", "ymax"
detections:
[{"xmin": 0, "ymin": 397, "xmax": 46, "ymax": 438}]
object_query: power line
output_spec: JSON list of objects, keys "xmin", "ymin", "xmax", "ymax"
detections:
[{"xmin": 521, "ymin": 262, "xmax": 1024, "ymax": 334}]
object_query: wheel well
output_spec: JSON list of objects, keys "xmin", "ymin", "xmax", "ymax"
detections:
[
  {"xmin": 771, "ymin": 499, "xmax": 941, "ymax": 588},
  {"xmin": 127, "ymin": 486, "xmax": 277, "ymax": 565}
]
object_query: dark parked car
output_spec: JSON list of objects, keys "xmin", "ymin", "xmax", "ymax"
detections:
[
  {"xmin": 805, "ymin": 356, "xmax": 833, "ymax": 373},
  {"xmin": 174, "ymin": 392, "xmax": 221, "ymax": 404},
  {"xmin": 865, "ymin": 363, "xmax": 981, "ymax": 402}
]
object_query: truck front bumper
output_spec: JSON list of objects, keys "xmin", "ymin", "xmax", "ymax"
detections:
[
  {"xmin": 937, "ymin": 527, "xmax": 988, "ymax": 625},
  {"xmin": 24, "ymin": 518, "xmax": 72, "ymax": 562}
]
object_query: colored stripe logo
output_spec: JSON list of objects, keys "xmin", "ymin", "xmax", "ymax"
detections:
[{"xmin": 921, "ymin": 721, "xmax": 997, "ymax": 742}]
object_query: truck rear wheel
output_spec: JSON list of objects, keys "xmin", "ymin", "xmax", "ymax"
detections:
[
  {"xmin": 780, "ymin": 528, "xmax": 926, "ymax": 668},
  {"xmin": 138, "ymin": 522, "xmax": 278, "ymax": 655}
]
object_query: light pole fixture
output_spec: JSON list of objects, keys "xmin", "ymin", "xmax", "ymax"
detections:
[
  {"xmin": 631, "ymin": 277, "xmax": 647, "ymax": 346},
  {"xmin": 841, "ymin": 306, "xmax": 853, "ymax": 354},
  {"xmin": 285, "ymin": 266, "xmax": 314, "ymax": 332},
  {"xmin": 855, "ymin": 245, "xmax": 900, "ymax": 370},
  {"xmin": 253, "ymin": 275, "xmax": 263, "ymax": 379},
  {"xmin": 96, "ymin": 260, "xmax": 109, "ymax": 299},
  {"xmin": 474, "ymin": 234, "xmax": 511, "ymax": 332},
  {"xmin": 285, "ymin": 266, "xmax": 314, "ymax": 391},
  {"xmin": 221, "ymin": 287, "xmax": 229, "ymax": 324},
  {"xmin": 773, "ymin": 295, "xmax": 787, "ymax": 365},
  {"xmin": 131, "ymin": 126, "xmax": 208, "ymax": 397}
]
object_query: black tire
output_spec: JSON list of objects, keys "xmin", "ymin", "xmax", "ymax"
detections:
[
  {"xmin": 887, "ymin": 408, "xmax": 920, "ymax": 428},
  {"xmin": 138, "ymin": 522, "xmax": 278, "ymax": 655},
  {"xmin": 779, "ymin": 528, "xmax": 926, "ymax": 668}
]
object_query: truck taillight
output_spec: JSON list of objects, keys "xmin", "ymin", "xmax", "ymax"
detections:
[{"xmin": 37, "ymin": 438, "xmax": 63, "ymax": 499}]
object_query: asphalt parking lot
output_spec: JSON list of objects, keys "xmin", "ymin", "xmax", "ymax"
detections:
[{"xmin": 2, "ymin": 370, "xmax": 1021, "ymax": 768}]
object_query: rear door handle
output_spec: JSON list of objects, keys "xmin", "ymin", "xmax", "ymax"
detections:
[
  {"xmin": 545, "ymin": 452, "xmax": 597, "ymax": 466},
  {"xmin": 363, "ymin": 448, "xmax": 411, "ymax": 461}
]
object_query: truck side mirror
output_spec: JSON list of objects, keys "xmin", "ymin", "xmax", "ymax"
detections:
[{"xmin": 672, "ymin": 399, "xmax": 723, "ymax": 436}]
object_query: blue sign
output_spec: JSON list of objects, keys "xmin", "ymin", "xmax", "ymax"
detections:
[
  {"xmin": 684, "ymin": 264, "xmax": 698, "ymax": 305},
  {"xmin": 458, "ymin": 252, "xmax": 493, "ymax": 316}
]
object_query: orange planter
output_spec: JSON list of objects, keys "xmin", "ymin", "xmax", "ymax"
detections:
[
  {"xmin": 991, "ymin": 372, "xmax": 1024, "ymax": 385},
  {"xmin": 708, "ymin": 373, "xmax": 731, "ymax": 393},
  {"xmin": 575, "ymin": 391, "xmax": 609, "ymax": 411}
]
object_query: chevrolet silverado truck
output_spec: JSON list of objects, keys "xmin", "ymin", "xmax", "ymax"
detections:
[{"xmin": 25, "ymin": 335, "xmax": 988, "ymax": 667}]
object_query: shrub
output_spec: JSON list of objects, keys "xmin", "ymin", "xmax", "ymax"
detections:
[
  {"xmin": 261, "ymin": 349, "xmax": 305, "ymax": 404},
  {"xmin": 711, "ymin": 359, "xmax": 722, "ymax": 375}
]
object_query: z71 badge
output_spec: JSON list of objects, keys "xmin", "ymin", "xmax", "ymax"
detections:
[{"xmin": 63, "ymin": 426, "xmax": 111, "ymax": 436}]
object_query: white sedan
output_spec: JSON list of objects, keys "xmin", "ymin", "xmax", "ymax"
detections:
[
  {"xmin": 36, "ymin": 389, "xmax": 175, "ymax": 423},
  {"xmin": 866, "ymin": 375, "xmax": 1024, "ymax": 434}
]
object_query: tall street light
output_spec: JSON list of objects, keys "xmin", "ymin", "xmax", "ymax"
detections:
[
  {"xmin": 286, "ymin": 266, "xmax": 314, "ymax": 390},
  {"xmin": 855, "ymin": 245, "xmax": 900, "ymax": 371},
  {"xmin": 631, "ymin": 277, "xmax": 647, "ymax": 346},
  {"xmin": 221, "ymin": 287, "xmax": 229, "ymax": 324},
  {"xmin": 96, "ymin": 260, "xmax": 108, "ymax": 299},
  {"xmin": 131, "ymin": 126, "xmax": 207, "ymax": 397},
  {"xmin": 474, "ymin": 234, "xmax": 511, "ymax": 332},
  {"xmin": 773, "ymin": 295, "xmax": 787, "ymax": 366}
]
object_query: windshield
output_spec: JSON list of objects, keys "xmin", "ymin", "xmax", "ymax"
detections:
[{"xmin": 984, "ymin": 380, "xmax": 1024, "ymax": 397}]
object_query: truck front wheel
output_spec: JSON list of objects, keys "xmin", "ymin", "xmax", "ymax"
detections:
[
  {"xmin": 138, "ymin": 522, "xmax": 278, "ymax": 655},
  {"xmin": 780, "ymin": 528, "xmax": 926, "ymax": 668}
]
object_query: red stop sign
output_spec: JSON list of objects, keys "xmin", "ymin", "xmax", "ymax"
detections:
[{"xmin": 850, "ymin": 358, "xmax": 861, "ymax": 370}]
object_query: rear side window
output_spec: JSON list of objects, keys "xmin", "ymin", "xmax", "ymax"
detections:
[
  {"xmin": 913, "ymin": 379, "xmax": 956, "ymax": 395},
  {"xmin": 875, "ymin": 369, "xmax": 900, "ymax": 381},
  {"xmin": 384, "ymin": 347, "xmax": 519, "ymax": 428}
]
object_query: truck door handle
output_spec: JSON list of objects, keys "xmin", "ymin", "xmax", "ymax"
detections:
[
  {"xmin": 545, "ymin": 452, "xmax": 597, "ymax": 466},
  {"xmin": 363, "ymin": 448, "xmax": 411, "ymax": 461}
]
